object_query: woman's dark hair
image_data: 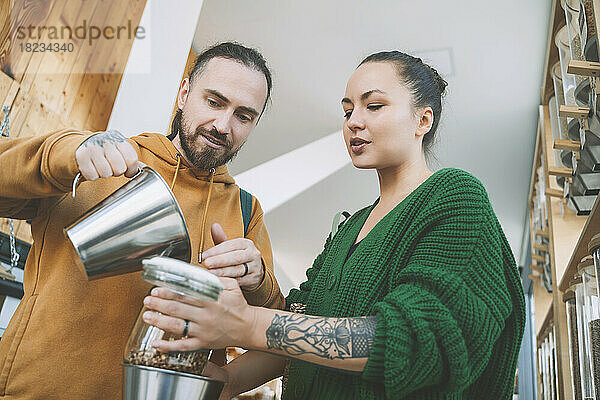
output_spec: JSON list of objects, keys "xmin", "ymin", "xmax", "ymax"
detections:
[
  {"xmin": 169, "ymin": 42, "xmax": 273, "ymax": 140},
  {"xmin": 359, "ymin": 51, "xmax": 447, "ymax": 153}
]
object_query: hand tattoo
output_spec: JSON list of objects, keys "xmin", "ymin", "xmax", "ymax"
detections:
[
  {"xmin": 266, "ymin": 314, "xmax": 376, "ymax": 359},
  {"xmin": 81, "ymin": 129, "xmax": 126, "ymax": 148}
]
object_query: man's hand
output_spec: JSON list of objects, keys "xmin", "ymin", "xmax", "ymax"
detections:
[
  {"xmin": 202, "ymin": 223, "xmax": 265, "ymax": 290},
  {"xmin": 75, "ymin": 129, "xmax": 139, "ymax": 181}
]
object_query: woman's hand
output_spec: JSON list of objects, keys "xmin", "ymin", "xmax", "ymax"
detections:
[
  {"xmin": 202, "ymin": 223, "xmax": 265, "ymax": 290},
  {"xmin": 142, "ymin": 279, "xmax": 258, "ymax": 352}
]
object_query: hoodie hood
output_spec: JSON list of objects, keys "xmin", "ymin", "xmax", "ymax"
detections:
[{"xmin": 133, "ymin": 132, "xmax": 236, "ymax": 184}]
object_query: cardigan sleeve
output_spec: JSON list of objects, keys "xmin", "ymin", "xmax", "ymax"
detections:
[
  {"xmin": 361, "ymin": 177, "xmax": 519, "ymax": 398},
  {"xmin": 284, "ymin": 233, "xmax": 333, "ymax": 311}
]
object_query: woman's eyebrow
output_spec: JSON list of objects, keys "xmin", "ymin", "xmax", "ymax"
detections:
[{"xmin": 341, "ymin": 89, "xmax": 387, "ymax": 105}]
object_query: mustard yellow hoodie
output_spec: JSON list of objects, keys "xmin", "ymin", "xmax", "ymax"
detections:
[{"xmin": 0, "ymin": 129, "xmax": 284, "ymax": 400}]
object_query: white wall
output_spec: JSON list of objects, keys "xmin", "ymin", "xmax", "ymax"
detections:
[{"xmin": 108, "ymin": 0, "xmax": 205, "ymax": 136}]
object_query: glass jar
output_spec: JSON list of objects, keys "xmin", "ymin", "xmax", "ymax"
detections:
[
  {"xmin": 549, "ymin": 95, "xmax": 574, "ymax": 186},
  {"xmin": 541, "ymin": 338, "xmax": 550, "ymax": 400},
  {"xmin": 551, "ymin": 328, "xmax": 560, "ymax": 400},
  {"xmin": 576, "ymin": 258, "xmax": 600, "ymax": 397},
  {"xmin": 581, "ymin": 0, "xmax": 597, "ymax": 45},
  {"xmin": 552, "ymin": 62, "xmax": 573, "ymax": 143},
  {"xmin": 564, "ymin": 285, "xmax": 584, "ymax": 400},
  {"xmin": 123, "ymin": 256, "xmax": 224, "ymax": 375},
  {"xmin": 565, "ymin": 0, "xmax": 586, "ymax": 61},
  {"xmin": 557, "ymin": 25, "xmax": 579, "ymax": 108},
  {"xmin": 590, "ymin": 233, "xmax": 600, "ymax": 293},
  {"xmin": 538, "ymin": 344, "xmax": 545, "ymax": 399}
]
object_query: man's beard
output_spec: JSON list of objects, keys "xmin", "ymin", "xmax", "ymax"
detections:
[{"xmin": 179, "ymin": 110, "xmax": 243, "ymax": 170}]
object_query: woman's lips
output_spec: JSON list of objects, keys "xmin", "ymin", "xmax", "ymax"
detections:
[
  {"xmin": 350, "ymin": 138, "xmax": 371, "ymax": 154},
  {"xmin": 351, "ymin": 142, "xmax": 369, "ymax": 154}
]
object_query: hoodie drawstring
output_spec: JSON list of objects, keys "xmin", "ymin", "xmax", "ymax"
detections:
[
  {"xmin": 169, "ymin": 155, "xmax": 215, "ymax": 263},
  {"xmin": 198, "ymin": 168, "xmax": 215, "ymax": 262},
  {"xmin": 170, "ymin": 154, "xmax": 182, "ymax": 190}
]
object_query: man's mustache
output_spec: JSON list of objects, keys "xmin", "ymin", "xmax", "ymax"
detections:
[{"xmin": 194, "ymin": 126, "xmax": 232, "ymax": 149}]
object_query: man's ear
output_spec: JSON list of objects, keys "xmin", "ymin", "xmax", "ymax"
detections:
[
  {"xmin": 177, "ymin": 78, "xmax": 190, "ymax": 110},
  {"xmin": 416, "ymin": 107, "xmax": 434, "ymax": 138}
]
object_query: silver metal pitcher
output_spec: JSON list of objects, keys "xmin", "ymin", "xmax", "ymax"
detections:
[
  {"xmin": 123, "ymin": 364, "xmax": 224, "ymax": 400},
  {"xmin": 65, "ymin": 167, "xmax": 191, "ymax": 280}
]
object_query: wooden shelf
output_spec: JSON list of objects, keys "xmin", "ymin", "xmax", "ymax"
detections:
[{"xmin": 558, "ymin": 194, "xmax": 600, "ymax": 290}]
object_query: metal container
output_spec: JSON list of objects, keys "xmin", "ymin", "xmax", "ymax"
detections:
[
  {"xmin": 123, "ymin": 364, "xmax": 224, "ymax": 400},
  {"xmin": 65, "ymin": 167, "xmax": 191, "ymax": 279}
]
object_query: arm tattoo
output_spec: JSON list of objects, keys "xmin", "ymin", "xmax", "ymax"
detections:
[
  {"xmin": 82, "ymin": 129, "xmax": 126, "ymax": 148},
  {"xmin": 265, "ymin": 314, "xmax": 377, "ymax": 359}
]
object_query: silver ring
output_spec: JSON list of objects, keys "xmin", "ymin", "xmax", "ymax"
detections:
[
  {"xmin": 242, "ymin": 263, "xmax": 249, "ymax": 277},
  {"xmin": 182, "ymin": 319, "xmax": 189, "ymax": 337}
]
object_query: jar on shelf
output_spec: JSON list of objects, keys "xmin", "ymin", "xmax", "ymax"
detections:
[
  {"xmin": 575, "ymin": 257, "xmax": 600, "ymax": 397},
  {"xmin": 537, "ymin": 343, "xmax": 548, "ymax": 400},
  {"xmin": 552, "ymin": 62, "xmax": 574, "ymax": 145},
  {"xmin": 123, "ymin": 256, "xmax": 224, "ymax": 375},
  {"xmin": 556, "ymin": 25, "xmax": 579, "ymax": 107},
  {"xmin": 580, "ymin": 0, "xmax": 598, "ymax": 61},
  {"xmin": 540, "ymin": 338, "xmax": 550, "ymax": 400},
  {"xmin": 551, "ymin": 328, "xmax": 560, "ymax": 400},
  {"xmin": 564, "ymin": 0, "xmax": 586, "ymax": 61},
  {"xmin": 549, "ymin": 95, "xmax": 574, "ymax": 184},
  {"xmin": 564, "ymin": 283, "xmax": 584, "ymax": 400},
  {"xmin": 590, "ymin": 233, "xmax": 600, "ymax": 290}
]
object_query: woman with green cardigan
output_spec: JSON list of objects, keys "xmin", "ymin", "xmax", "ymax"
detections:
[{"xmin": 141, "ymin": 51, "xmax": 526, "ymax": 399}]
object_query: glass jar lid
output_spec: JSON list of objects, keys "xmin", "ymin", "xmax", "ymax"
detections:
[
  {"xmin": 569, "ymin": 275, "xmax": 583, "ymax": 289},
  {"xmin": 141, "ymin": 256, "xmax": 224, "ymax": 301},
  {"xmin": 576, "ymin": 255, "xmax": 595, "ymax": 274}
]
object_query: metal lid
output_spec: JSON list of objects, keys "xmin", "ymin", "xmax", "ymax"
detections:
[
  {"xmin": 569, "ymin": 275, "xmax": 583, "ymax": 288},
  {"xmin": 141, "ymin": 257, "xmax": 224, "ymax": 301},
  {"xmin": 588, "ymin": 232, "xmax": 600, "ymax": 253},
  {"xmin": 577, "ymin": 256, "xmax": 595, "ymax": 273}
]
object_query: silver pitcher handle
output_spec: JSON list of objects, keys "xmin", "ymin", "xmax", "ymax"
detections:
[{"xmin": 71, "ymin": 167, "xmax": 145, "ymax": 199}]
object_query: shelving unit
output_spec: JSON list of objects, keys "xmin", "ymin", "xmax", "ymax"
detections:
[{"xmin": 528, "ymin": 0, "xmax": 600, "ymax": 398}]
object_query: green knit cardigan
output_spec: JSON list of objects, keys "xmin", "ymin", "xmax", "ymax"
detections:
[{"xmin": 283, "ymin": 168, "xmax": 525, "ymax": 400}]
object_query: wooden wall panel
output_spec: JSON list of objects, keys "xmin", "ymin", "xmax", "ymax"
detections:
[
  {"xmin": 1, "ymin": 0, "xmax": 56, "ymax": 82},
  {"xmin": 0, "ymin": 0, "xmax": 147, "ymax": 243}
]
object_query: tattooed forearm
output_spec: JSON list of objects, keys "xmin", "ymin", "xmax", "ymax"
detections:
[
  {"xmin": 82, "ymin": 129, "xmax": 126, "ymax": 148},
  {"xmin": 265, "ymin": 314, "xmax": 377, "ymax": 360}
]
